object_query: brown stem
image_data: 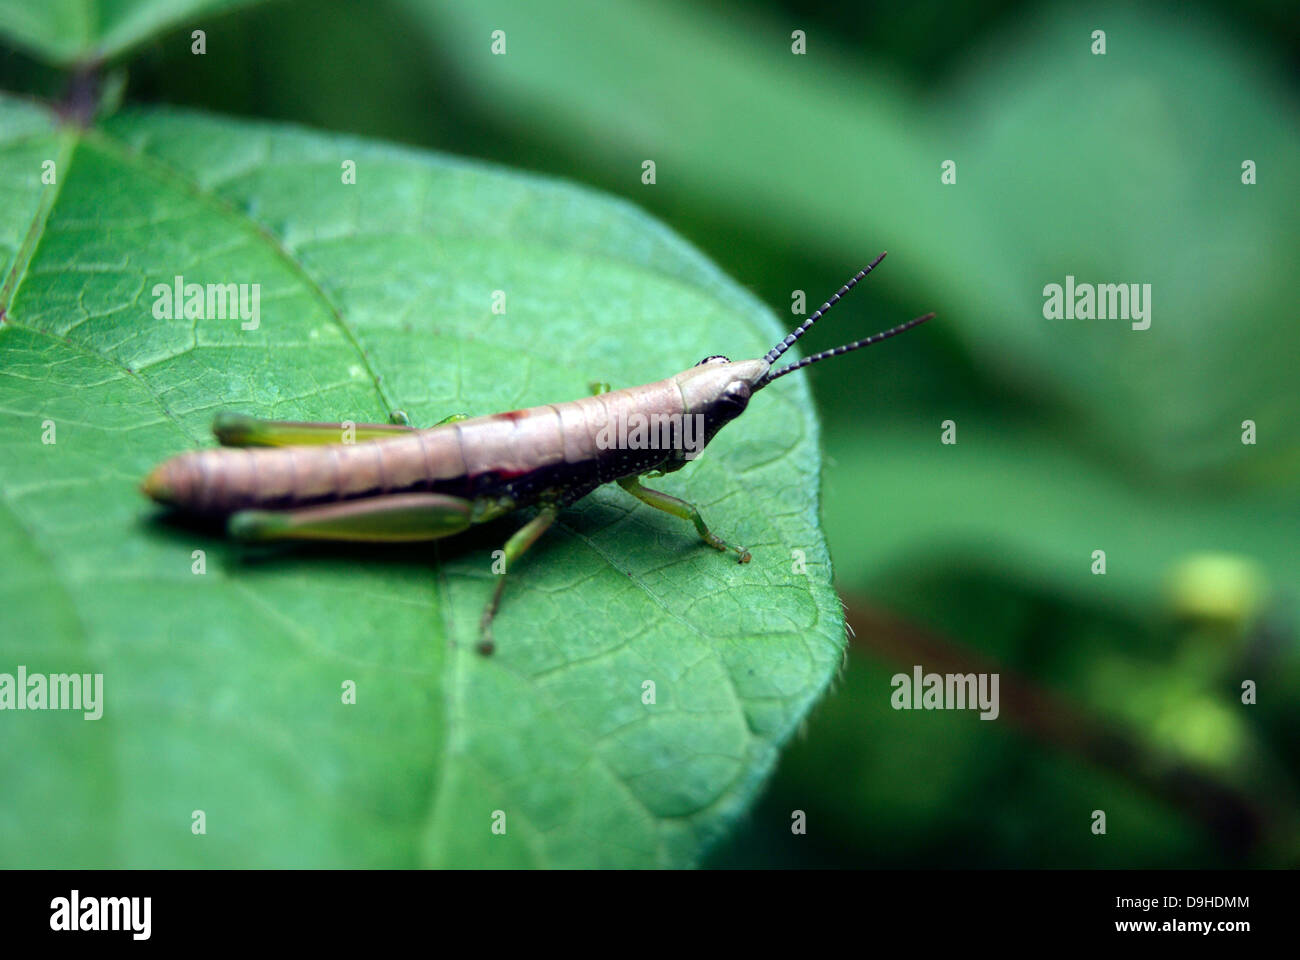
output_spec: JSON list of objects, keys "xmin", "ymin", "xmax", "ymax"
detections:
[
  {"xmin": 843, "ymin": 594, "xmax": 1282, "ymax": 861},
  {"xmin": 58, "ymin": 61, "xmax": 102, "ymax": 127}
]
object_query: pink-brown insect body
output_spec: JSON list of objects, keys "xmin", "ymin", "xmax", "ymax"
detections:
[{"xmin": 142, "ymin": 361, "xmax": 764, "ymax": 516}]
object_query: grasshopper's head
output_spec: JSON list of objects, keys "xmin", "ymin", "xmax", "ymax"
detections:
[
  {"xmin": 676, "ymin": 355, "xmax": 769, "ymax": 416},
  {"xmin": 672, "ymin": 355, "xmax": 770, "ymax": 450},
  {"xmin": 673, "ymin": 253, "xmax": 935, "ymax": 454}
]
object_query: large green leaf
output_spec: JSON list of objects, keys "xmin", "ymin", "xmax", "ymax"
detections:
[
  {"xmin": 0, "ymin": 0, "xmax": 264, "ymax": 65},
  {"xmin": 0, "ymin": 98, "xmax": 843, "ymax": 867}
]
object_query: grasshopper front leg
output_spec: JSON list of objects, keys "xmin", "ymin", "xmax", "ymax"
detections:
[{"xmin": 617, "ymin": 476, "xmax": 751, "ymax": 563}]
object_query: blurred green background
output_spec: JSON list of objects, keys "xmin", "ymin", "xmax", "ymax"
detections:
[{"xmin": 3, "ymin": 0, "xmax": 1296, "ymax": 867}]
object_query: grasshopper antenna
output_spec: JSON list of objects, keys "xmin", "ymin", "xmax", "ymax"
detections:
[
  {"xmin": 760, "ymin": 311, "xmax": 935, "ymax": 386},
  {"xmin": 763, "ymin": 252, "xmax": 888, "ymax": 367}
]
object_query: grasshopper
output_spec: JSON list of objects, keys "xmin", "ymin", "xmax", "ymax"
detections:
[{"xmin": 142, "ymin": 252, "xmax": 932, "ymax": 653}]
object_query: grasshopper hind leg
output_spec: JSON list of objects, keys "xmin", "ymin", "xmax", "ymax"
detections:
[
  {"xmin": 228, "ymin": 493, "xmax": 473, "ymax": 543},
  {"xmin": 214, "ymin": 410, "xmax": 471, "ymax": 447},
  {"xmin": 228, "ymin": 493, "xmax": 557, "ymax": 658},
  {"xmin": 213, "ymin": 412, "xmax": 416, "ymax": 447}
]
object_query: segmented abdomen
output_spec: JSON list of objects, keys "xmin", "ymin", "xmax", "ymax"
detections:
[{"xmin": 146, "ymin": 376, "xmax": 689, "ymax": 514}]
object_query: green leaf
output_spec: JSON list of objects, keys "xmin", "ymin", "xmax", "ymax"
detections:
[
  {"xmin": 0, "ymin": 0, "xmax": 265, "ymax": 65},
  {"xmin": 0, "ymin": 99, "xmax": 843, "ymax": 867}
]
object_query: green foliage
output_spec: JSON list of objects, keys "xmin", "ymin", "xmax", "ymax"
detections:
[
  {"xmin": 409, "ymin": 0, "xmax": 1300, "ymax": 486},
  {"xmin": 0, "ymin": 0, "xmax": 265, "ymax": 64},
  {"xmin": 1, "ymin": 0, "xmax": 1297, "ymax": 868},
  {"xmin": 0, "ymin": 98, "xmax": 844, "ymax": 866}
]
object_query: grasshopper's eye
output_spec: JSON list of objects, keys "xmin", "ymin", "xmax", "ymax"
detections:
[
  {"xmin": 696, "ymin": 355, "xmax": 730, "ymax": 366},
  {"xmin": 717, "ymin": 379, "xmax": 751, "ymax": 413}
]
